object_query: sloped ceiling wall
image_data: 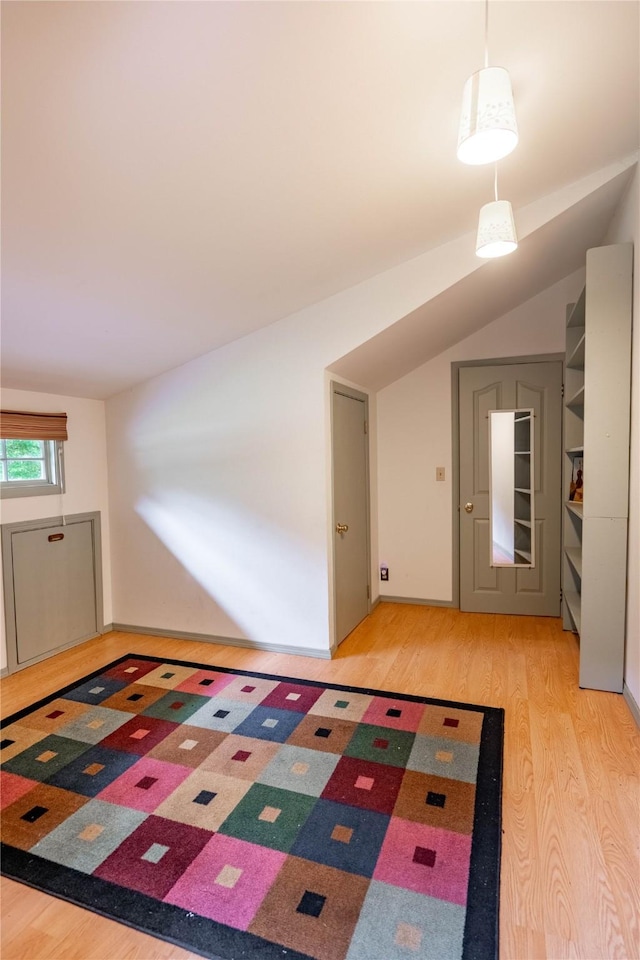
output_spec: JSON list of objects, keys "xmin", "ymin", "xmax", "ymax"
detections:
[
  {"xmin": 1, "ymin": 2, "xmax": 638, "ymax": 399},
  {"xmin": 330, "ymin": 163, "xmax": 636, "ymax": 390}
]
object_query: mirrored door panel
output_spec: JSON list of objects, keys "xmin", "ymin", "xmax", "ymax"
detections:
[{"xmin": 489, "ymin": 408, "xmax": 534, "ymax": 567}]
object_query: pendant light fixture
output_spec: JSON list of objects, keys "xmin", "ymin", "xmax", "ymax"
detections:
[
  {"xmin": 457, "ymin": 1, "xmax": 518, "ymax": 165},
  {"xmin": 476, "ymin": 166, "xmax": 518, "ymax": 258}
]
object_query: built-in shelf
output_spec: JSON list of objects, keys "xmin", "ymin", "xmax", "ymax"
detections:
[
  {"xmin": 565, "ymin": 547, "xmax": 583, "ymax": 580},
  {"xmin": 561, "ymin": 243, "xmax": 632, "ymax": 694},
  {"xmin": 567, "ymin": 334, "xmax": 585, "ymax": 370},
  {"xmin": 515, "ymin": 550, "xmax": 532, "ymax": 563},
  {"xmin": 564, "ymin": 590, "xmax": 582, "ymax": 633},
  {"xmin": 515, "ymin": 487, "xmax": 531, "ymax": 494},
  {"xmin": 515, "ymin": 450, "xmax": 531, "ymax": 456},
  {"xmin": 566, "ymin": 385, "xmax": 585, "ymax": 410},
  {"xmin": 567, "ymin": 287, "xmax": 586, "ymax": 328},
  {"xmin": 514, "ymin": 518, "xmax": 532, "ymax": 529}
]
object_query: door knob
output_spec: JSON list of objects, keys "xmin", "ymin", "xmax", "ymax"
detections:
[
  {"xmin": 464, "ymin": 502, "xmax": 474, "ymax": 513},
  {"xmin": 336, "ymin": 523, "xmax": 349, "ymax": 534}
]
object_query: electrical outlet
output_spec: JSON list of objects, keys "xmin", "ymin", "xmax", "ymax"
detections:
[
  {"xmin": 380, "ymin": 565, "xmax": 389, "ymax": 581},
  {"xmin": 436, "ymin": 467, "xmax": 445, "ymax": 481}
]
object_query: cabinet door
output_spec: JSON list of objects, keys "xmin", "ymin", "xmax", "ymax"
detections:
[{"xmin": 12, "ymin": 520, "xmax": 97, "ymax": 664}]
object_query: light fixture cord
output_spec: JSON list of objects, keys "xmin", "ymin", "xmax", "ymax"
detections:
[
  {"xmin": 484, "ymin": 0, "xmax": 489, "ymax": 68},
  {"xmin": 494, "ymin": 164, "xmax": 499, "ymax": 202}
]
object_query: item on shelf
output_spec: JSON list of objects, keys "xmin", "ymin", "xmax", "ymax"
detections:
[{"xmin": 569, "ymin": 457, "xmax": 583, "ymax": 502}]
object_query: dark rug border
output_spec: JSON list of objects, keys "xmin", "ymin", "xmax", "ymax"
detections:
[
  {"xmin": 1, "ymin": 652, "xmax": 504, "ymax": 960},
  {"xmin": 0, "ymin": 843, "xmax": 312, "ymax": 960}
]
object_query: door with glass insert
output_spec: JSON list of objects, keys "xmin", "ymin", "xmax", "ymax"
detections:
[{"xmin": 459, "ymin": 361, "xmax": 563, "ymax": 615}]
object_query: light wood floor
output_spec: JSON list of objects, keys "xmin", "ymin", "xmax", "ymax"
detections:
[{"xmin": 1, "ymin": 603, "xmax": 638, "ymax": 960}]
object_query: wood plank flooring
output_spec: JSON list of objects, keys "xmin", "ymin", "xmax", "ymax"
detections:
[{"xmin": 1, "ymin": 603, "xmax": 638, "ymax": 960}]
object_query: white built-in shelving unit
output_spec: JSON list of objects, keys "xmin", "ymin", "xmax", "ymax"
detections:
[{"xmin": 562, "ymin": 243, "xmax": 633, "ymax": 692}]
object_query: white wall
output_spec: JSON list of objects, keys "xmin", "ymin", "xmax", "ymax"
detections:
[
  {"xmin": 107, "ymin": 262, "xmax": 580, "ymax": 655},
  {"xmin": 0, "ymin": 388, "xmax": 112, "ymax": 670},
  {"xmin": 376, "ymin": 270, "xmax": 584, "ymax": 601},
  {"xmin": 105, "ymin": 195, "xmax": 501, "ymax": 655},
  {"xmin": 604, "ymin": 166, "xmax": 640, "ymax": 706},
  {"xmin": 107, "ymin": 318, "xmax": 385, "ymax": 656},
  {"xmin": 105, "ymin": 171, "xmax": 625, "ymax": 658},
  {"xmin": 106, "ymin": 195, "xmax": 516, "ymax": 655}
]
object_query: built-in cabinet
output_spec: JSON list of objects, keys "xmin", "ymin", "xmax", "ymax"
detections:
[
  {"xmin": 1, "ymin": 511, "xmax": 103, "ymax": 674},
  {"xmin": 562, "ymin": 243, "xmax": 633, "ymax": 692}
]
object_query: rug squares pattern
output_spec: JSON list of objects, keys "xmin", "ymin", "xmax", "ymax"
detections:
[{"xmin": 0, "ymin": 654, "xmax": 503, "ymax": 960}]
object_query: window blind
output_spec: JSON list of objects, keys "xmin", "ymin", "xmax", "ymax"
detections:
[{"xmin": 0, "ymin": 410, "xmax": 68, "ymax": 441}]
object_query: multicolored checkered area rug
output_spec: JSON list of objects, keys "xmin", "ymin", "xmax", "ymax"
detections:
[{"xmin": 1, "ymin": 654, "xmax": 503, "ymax": 960}]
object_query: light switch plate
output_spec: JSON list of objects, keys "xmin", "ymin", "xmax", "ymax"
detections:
[{"xmin": 436, "ymin": 467, "xmax": 445, "ymax": 481}]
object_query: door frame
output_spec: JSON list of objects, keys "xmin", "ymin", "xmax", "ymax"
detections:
[
  {"xmin": 330, "ymin": 381, "xmax": 372, "ymax": 651},
  {"xmin": 451, "ymin": 354, "xmax": 565, "ymax": 610},
  {"xmin": 1, "ymin": 510, "xmax": 104, "ymax": 675}
]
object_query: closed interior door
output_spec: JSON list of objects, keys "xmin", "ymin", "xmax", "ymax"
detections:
[
  {"xmin": 12, "ymin": 520, "xmax": 98, "ymax": 663},
  {"xmin": 459, "ymin": 361, "xmax": 563, "ymax": 615},
  {"xmin": 332, "ymin": 386, "xmax": 370, "ymax": 644}
]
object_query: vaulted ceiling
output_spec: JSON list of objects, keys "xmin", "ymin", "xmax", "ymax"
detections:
[{"xmin": 2, "ymin": 1, "xmax": 638, "ymax": 399}]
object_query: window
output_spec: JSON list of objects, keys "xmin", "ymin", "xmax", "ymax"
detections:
[
  {"xmin": 0, "ymin": 439, "xmax": 64, "ymax": 498},
  {"xmin": 0, "ymin": 410, "xmax": 67, "ymax": 499}
]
